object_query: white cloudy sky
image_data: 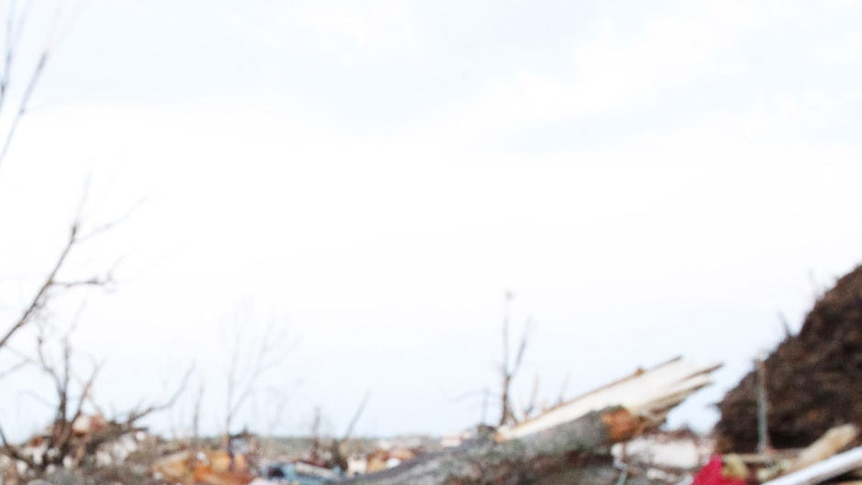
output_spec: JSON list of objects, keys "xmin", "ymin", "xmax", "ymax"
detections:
[{"xmin": 1, "ymin": 0, "xmax": 862, "ymax": 440}]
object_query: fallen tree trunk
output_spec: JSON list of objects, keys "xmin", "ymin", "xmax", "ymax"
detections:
[
  {"xmin": 342, "ymin": 407, "xmax": 646, "ymax": 485},
  {"xmin": 342, "ymin": 357, "xmax": 721, "ymax": 485}
]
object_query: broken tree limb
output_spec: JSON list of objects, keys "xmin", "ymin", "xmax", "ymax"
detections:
[
  {"xmin": 344, "ymin": 357, "xmax": 721, "ymax": 485},
  {"xmin": 342, "ymin": 407, "xmax": 644, "ymax": 485}
]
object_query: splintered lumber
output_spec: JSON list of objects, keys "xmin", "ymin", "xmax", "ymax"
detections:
[
  {"xmin": 497, "ymin": 356, "xmax": 721, "ymax": 441},
  {"xmin": 344, "ymin": 357, "xmax": 721, "ymax": 485},
  {"xmin": 784, "ymin": 424, "xmax": 859, "ymax": 475},
  {"xmin": 763, "ymin": 447, "xmax": 862, "ymax": 485},
  {"xmin": 752, "ymin": 425, "xmax": 862, "ymax": 483}
]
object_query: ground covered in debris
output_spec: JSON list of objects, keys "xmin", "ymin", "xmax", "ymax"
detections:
[
  {"xmin": 716, "ymin": 265, "xmax": 862, "ymax": 452},
  {"xmin": 12, "ymin": 265, "xmax": 862, "ymax": 483}
]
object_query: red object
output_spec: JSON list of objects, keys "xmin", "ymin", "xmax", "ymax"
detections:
[{"xmin": 692, "ymin": 455, "xmax": 746, "ymax": 485}]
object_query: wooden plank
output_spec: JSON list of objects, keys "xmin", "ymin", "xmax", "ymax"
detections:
[
  {"xmin": 496, "ymin": 357, "xmax": 721, "ymax": 441},
  {"xmin": 763, "ymin": 447, "xmax": 862, "ymax": 485},
  {"xmin": 785, "ymin": 424, "xmax": 859, "ymax": 475}
]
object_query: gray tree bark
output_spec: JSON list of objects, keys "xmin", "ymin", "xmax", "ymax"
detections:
[{"xmin": 341, "ymin": 407, "xmax": 654, "ymax": 485}]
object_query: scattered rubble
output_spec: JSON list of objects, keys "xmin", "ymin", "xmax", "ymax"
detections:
[
  {"xmin": 0, "ymin": 356, "xmax": 723, "ymax": 485},
  {"xmin": 10, "ymin": 257, "xmax": 862, "ymax": 485}
]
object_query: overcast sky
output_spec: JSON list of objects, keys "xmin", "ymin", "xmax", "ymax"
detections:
[{"xmin": 1, "ymin": 0, "xmax": 862, "ymax": 440}]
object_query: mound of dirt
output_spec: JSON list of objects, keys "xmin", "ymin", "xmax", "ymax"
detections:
[{"xmin": 715, "ymin": 265, "xmax": 862, "ymax": 453}]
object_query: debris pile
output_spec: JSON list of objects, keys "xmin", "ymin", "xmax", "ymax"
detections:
[
  {"xmin": 0, "ymin": 413, "xmax": 160, "ymax": 484},
  {"xmin": 8, "ymin": 264, "xmax": 862, "ymax": 484},
  {"xmin": 0, "ymin": 357, "xmax": 721, "ymax": 484},
  {"xmin": 716, "ymin": 265, "xmax": 862, "ymax": 453},
  {"xmin": 152, "ymin": 449, "xmax": 256, "ymax": 485}
]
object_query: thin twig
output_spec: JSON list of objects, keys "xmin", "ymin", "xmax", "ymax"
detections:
[
  {"xmin": 0, "ymin": 0, "xmax": 19, "ymax": 116},
  {"xmin": 0, "ymin": 209, "xmax": 119, "ymax": 352},
  {"xmin": 225, "ymin": 314, "xmax": 286, "ymax": 435},
  {"xmin": 0, "ymin": 48, "xmax": 47, "ymax": 168},
  {"xmin": 556, "ymin": 372, "xmax": 570, "ymax": 406},
  {"xmin": 342, "ymin": 392, "xmax": 370, "ymax": 442},
  {"xmin": 0, "ymin": 359, "xmax": 27, "ymax": 379},
  {"xmin": 521, "ymin": 375, "xmax": 540, "ymax": 420},
  {"xmin": 123, "ymin": 364, "xmax": 194, "ymax": 425}
]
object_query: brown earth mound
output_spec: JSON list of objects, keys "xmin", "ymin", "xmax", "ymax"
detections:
[{"xmin": 715, "ymin": 265, "xmax": 862, "ymax": 453}]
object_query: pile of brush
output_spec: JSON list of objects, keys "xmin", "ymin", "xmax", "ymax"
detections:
[{"xmin": 716, "ymin": 265, "xmax": 862, "ymax": 453}]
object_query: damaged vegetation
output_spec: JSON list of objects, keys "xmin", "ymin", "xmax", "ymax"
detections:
[
  {"xmin": 3, "ymin": 260, "xmax": 862, "ymax": 485},
  {"xmin": 3, "ymin": 3, "xmax": 862, "ymax": 485},
  {"xmin": 716, "ymin": 265, "xmax": 862, "ymax": 453}
]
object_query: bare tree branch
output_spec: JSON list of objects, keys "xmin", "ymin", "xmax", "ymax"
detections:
[
  {"xmin": 0, "ymin": 202, "xmax": 122, "ymax": 353},
  {"xmin": 0, "ymin": 421, "xmax": 37, "ymax": 471},
  {"xmin": 0, "ymin": 223, "xmax": 79, "ymax": 351},
  {"xmin": 556, "ymin": 371, "xmax": 571, "ymax": 406},
  {"xmin": 224, "ymin": 310, "xmax": 287, "ymax": 437},
  {"xmin": 0, "ymin": 48, "xmax": 46, "ymax": 165},
  {"xmin": 7, "ymin": 330, "xmax": 193, "ymax": 475},
  {"xmin": 0, "ymin": 0, "xmax": 22, "ymax": 116},
  {"xmin": 342, "ymin": 392, "xmax": 370, "ymax": 442},
  {"xmin": 0, "ymin": 0, "xmax": 78, "ymax": 171},
  {"xmin": 511, "ymin": 317, "xmax": 531, "ymax": 379},
  {"xmin": 498, "ymin": 292, "xmax": 533, "ymax": 427},
  {"xmin": 329, "ymin": 393, "xmax": 371, "ymax": 470},
  {"xmin": 122, "ymin": 364, "xmax": 194, "ymax": 426},
  {"xmin": 0, "ymin": 342, "xmax": 33, "ymax": 379},
  {"xmin": 0, "ymin": 358, "xmax": 27, "ymax": 379},
  {"xmin": 0, "ymin": 2, "xmax": 151, "ymax": 477},
  {"xmin": 521, "ymin": 375, "xmax": 541, "ymax": 420},
  {"xmin": 192, "ymin": 380, "xmax": 205, "ymax": 448}
]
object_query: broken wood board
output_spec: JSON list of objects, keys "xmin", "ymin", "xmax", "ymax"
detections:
[
  {"xmin": 763, "ymin": 447, "xmax": 862, "ymax": 485},
  {"xmin": 785, "ymin": 424, "xmax": 859, "ymax": 475},
  {"xmin": 496, "ymin": 356, "xmax": 721, "ymax": 442}
]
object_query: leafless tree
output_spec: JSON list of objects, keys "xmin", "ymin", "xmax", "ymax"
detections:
[
  {"xmin": 520, "ymin": 374, "xmax": 541, "ymax": 420},
  {"xmin": 0, "ymin": 0, "xmax": 55, "ymax": 169},
  {"xmin": 0, "ymin": 2, "xmax": 189, "ymax": 480},
  {"xmin": 498, "ymin": 291, "xmax": 532, "ymax": 427},
  {"xmin": 222, "ymin": 306, "xmax": 289, "ymax": 444},
  {"xmin": 307, "ymin": 405, "xmax": 326, "ymax": 462},
  {"xmin": 330, "ymin": 392, "xmax": 370, "ymax": 470},
  {"xmin": 304, "ymin": 395, "xmax": 370, "ymax": 470},
  {"xmin": 0, "ymin": 218, "xmax": 116, "ymax": 350},
  {"xmin": 191, "ymin": 379, "xmax": 205, "ymax": 448},
  {"xmin": 0, "ymin": 314, "xmax": 192, "ymax": 479},
  {"xmin": 0, "ymin": 0, "xmax": 87, "ymax": 365}
]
